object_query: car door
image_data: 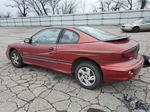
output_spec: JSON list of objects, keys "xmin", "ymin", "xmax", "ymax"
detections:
[
  {"xmin": 144, "ymin": 19, "xmax": 150, "ymax": 30},
  {"xmin": 140, "ymin": 19, "xmax": 150, "ymax": 30},
  {"xmin": 22, "ymin": 28, "xmax": 62, "ymax": 70},
  {"xmin": 56, "ymin": 29, "xmax": 80, "ymax": 74}
]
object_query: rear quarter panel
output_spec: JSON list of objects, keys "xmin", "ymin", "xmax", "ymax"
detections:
[{"xmin": 56, "ymin": 38, "xmax": 139, "ymax": 75}]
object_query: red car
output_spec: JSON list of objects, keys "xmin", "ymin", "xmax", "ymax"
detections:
[{"xmin": 6, "ymin": 26, "xmax": 144, "ymax": 89}]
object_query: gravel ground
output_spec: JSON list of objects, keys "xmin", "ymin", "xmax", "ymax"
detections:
[{"xmin": 0, "ymin": 26, "xmax": 150, "ymax": 112}]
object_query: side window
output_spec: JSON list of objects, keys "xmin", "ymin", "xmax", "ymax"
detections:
[
  {"xmin": 145, "ymin": 19, "xmax": 150, "ymax": 23},
  {"xmin": 59, "ymin": 30, "xmax": 79, "ymax": 44},
  {"xmin": 32, "ymin": 28, "xmax": 61, "ymax": 44}
]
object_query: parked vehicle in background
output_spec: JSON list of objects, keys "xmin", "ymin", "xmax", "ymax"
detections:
[
  {"xmin": 6, "ymin": 26, "xmax": 144, "ymax": 89},
  {"xmin": 121, "ymin": 18, "xmax": 150, "ymax": 32}
]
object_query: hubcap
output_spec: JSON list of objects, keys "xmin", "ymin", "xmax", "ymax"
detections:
[
  {"xmin": 77, "ymin": 67, "xmax": 96, "ymax": 86},
  {"xmin": 11, "ymin": 53, "xmax": 19, "ymax": 65}
]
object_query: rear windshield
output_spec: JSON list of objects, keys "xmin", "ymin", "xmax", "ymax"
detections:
[{"xmin": 75, "ymin": 26, "xmax": 118, "ymax": 41}]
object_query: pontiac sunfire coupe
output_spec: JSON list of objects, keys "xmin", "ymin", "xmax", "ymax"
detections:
[{"xmin": 6, "ymin": 26, "xmax": 144, "ymax": 89}]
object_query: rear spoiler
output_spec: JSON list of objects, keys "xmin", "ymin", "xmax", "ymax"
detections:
[{"xmin": 104, "ymin": 36, "xmax": 130, "ymax": 42}]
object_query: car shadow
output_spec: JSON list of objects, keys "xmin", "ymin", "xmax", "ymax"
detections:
[
  {"xmin": 122, "ymin": 30, "xmax": 150, "ymax": 33},
  {"xmin": 20, "ymin": 64, "xmax": 134, "ymax": 92},
  {"xmin": 4, "ymin": 58, "xmax": 148, "ymax": 94}
]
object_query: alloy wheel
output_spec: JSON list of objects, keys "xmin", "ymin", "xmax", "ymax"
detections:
[
  {"xmin": 77, "ymin": 67, "xmax": 96, "ymax": 86},
  {"xmin": 11, "ymin": 52, "xmax": 19, "ymax": 65}
]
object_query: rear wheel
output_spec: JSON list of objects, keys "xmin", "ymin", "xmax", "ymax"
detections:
[
  {"xmin": 75, "ymin": 61, "xmax": 102, "ymax": 90},
  {"xmin": 10, "ymin": 50, "xmax": 25, "ymax": 68},
  {"xmin": 132, "ymin": 26, "xmax": 140, "ymax": 32}
]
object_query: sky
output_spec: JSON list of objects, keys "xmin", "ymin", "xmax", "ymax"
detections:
[
  {"xmin": 0, "ymin": 0, "xmax": 17, "ymax": 16},
  {"xmin": 0, "ymin": 0, "xmax": 98, "ymax": 17}
]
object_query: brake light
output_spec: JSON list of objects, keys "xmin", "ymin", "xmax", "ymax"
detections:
[
  {"xmin": 122, "ymin": 45, "xmax": 139, "ymax": 59},
  {"xmin": 122, "ymin": 50, "xmax": 134, "ymax": 58}
]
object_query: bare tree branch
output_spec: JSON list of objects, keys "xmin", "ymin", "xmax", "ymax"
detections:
[
  {"xmin": 49, "ymin": 0, "xmax": 60, "ymax": 15},
  {"xmin": 61, "ymin": 0, "xmax": 79, "ymax": 14},
  {"xmin": 40, "ymin": 0, "xmax": 49, "ymax": 15},
  {"xmin": 106, "ymin": 0, "xmax": 112, "ymax": 11},
  {"xmin": 111, "ymin": 0, "xmax": 124, "ymax": 11},
  {"xmin": 27, "ymin": 0, "xmax": 49, "ymax": 16},
  {"xmin": 121, "ymin": 0, "xmax": 135, "ymax": 10},
  {"xmin": 7, "ymin": 0, "xmax": 29, "ymax": 17},
  {"xmin": 140, "ymin": 0, "xmax": 147, "ymax": 9},
  {"xmin": 95, "ymin": 0, "xmax": 123, "ymax": 12}
]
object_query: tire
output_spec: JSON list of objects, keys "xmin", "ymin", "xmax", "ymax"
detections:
[
  {"xmin": 10, "ymin": 50, "xmax": 25, "ymax": 68},
  {"xmin": 132, "ymin": 27, "xmax": 140, "ymax": 32},
  {"xmin": 75, "ymin": 61, "xmax": 102, "ymax": 90}
]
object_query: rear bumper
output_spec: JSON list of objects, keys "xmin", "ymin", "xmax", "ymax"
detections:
[{"xmin": 101, "ymin": 55, "xmax": 144, "ymax": 82}]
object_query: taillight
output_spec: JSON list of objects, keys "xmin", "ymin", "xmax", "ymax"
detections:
[
  {"xmin": 122, "ymin": 50, "xmax": 134, "ymax": 58},
  {"xmin": 122, "ymin": 45, "xmax": 139, "ymax": 59}
]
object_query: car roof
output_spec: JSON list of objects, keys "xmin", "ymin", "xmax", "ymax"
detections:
[{"xmin": 47, "ymin": 26, "xmax": 75, "ymax": 29}]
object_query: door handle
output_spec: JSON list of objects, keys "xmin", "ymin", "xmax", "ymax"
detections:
[{"xmin": 48, "ymin": 47, "xmax": 54, "ymax": 50}]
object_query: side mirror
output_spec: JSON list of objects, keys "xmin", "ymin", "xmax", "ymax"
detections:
[{"xmin": 24, "ymin": 38, "xmax": 31, "ymax": 44}]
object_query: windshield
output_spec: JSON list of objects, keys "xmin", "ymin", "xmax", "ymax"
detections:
[
  {"xmin": 134, "ymin": 19, "xmax": 144, "ymax": 23},
  {"xmin": 75, "ymin": 26, "xmax": 118, "ymax": 41}
]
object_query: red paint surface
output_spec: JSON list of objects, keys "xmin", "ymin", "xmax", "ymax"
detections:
[{"xmin": 6, "ymin": 26, "xmax": 144, "ymax": 82}]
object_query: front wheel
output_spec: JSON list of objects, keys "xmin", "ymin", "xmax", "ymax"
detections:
[
  {"xmin": 132, "ymin": 27, "xmax": 140, "ymax": 32},
  {"xmin": 10, "ymin": 50, "xmax": 25, "ymax": 68},
  {"xmin": 75, "ymin": 61, "xmax": 102, "ymax": 90}
]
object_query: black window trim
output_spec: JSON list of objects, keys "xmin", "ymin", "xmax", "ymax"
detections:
[
  {"xmin": 30, "ymin": 28, "xmax": 63, "ymax": 45},
  {"xmin": 57, "ymin": 28, "xmax": 80, "ymax": 44}
]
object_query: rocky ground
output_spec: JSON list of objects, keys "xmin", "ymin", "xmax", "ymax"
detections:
[{"xmin": 0, "ymin": 26, "xmax": 150, "ymax": 112}]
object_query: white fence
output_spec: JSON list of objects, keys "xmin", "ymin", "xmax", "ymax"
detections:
[{"xmin": 0, "ymin": 9, "xmax": 150, "ymax": 27}]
